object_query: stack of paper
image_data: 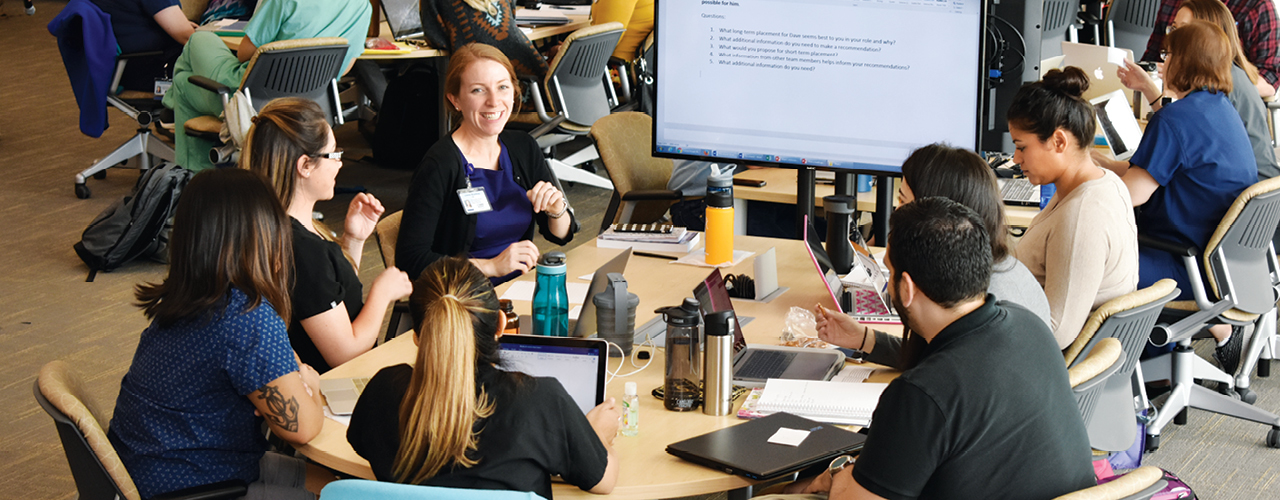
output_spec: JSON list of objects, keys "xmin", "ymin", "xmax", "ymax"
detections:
[
  {"xmin": 596, "ymin": 225, "xmax": 700, "ymax": 252},
  {"xmin": 739, "ymin": 379, "xmax": 888, "ymax": 426}
]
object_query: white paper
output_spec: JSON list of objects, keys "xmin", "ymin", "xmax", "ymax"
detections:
[
  {"xmin": 673, "ymin": 249, "xmax": 755, "ymax": 268},
  {"xmin": 1106, "ymin": 46, "xmax": 1129, "ymax": 66},
  {"xmin": 767, "ymin": 427, "xmax": 811, "ymax": 447},
  {"xmin": 831, "ymin": 365, "xmax": 876, "ymax": 383},
  {"xmin": 323, "ymin": 406, "xmax": 351, "ymax": 426},
  {"xmin": 578, "ymin": 273, "xmax": 594, "ymax": 281},
  {"xmin": 500, "ymin": 281, "xmax": 591, "ymax": 304}
]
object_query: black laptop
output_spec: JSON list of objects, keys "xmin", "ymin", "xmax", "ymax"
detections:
[{"xmin": 666, "ymin": 412, "xmax": 866, "ymax": 480}]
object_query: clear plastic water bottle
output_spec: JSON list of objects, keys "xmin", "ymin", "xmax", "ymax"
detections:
[
  {"xmin": 622, "ymin": 381, "xmax": 639, "ymax": 436},
  {"xmin": 532, "ymin": 252, "xmax": 568, "ymax": 337}
]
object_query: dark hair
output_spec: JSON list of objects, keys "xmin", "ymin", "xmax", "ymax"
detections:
[
  {"xmin": 900, "ymin": 144, "xmax": 1010, "ymax": 262},
  {"xmin": 135, "ymin": 169, "xmax": 293, "ymax": 327},
  {"xmin": 396, "ymin": 257, "xmax": 504, "ymax": 483},
  {"xmin": 887, "ymin": 196, "xmax": 992, "ymax": 308},
  {"xmin": 1006, "ymin": 66, "xmax": 1096, "ymax": 148},
  {"xmin": 1164, "ymin": 20, "xmax": 1234, "ymax": 95},
  {"xmin": 239, "ymin": 97, "xmax": 330, "ymax": 211},
  {"xmin": 444, "ymin": 43, "xmax": 522, "ymax": 129}
]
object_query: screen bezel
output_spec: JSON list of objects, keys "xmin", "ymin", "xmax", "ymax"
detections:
[{"xmin": 650, "ymin": 0, "xmax": 990, "ymax": 175}]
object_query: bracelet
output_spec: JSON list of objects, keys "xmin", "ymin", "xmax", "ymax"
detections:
[
  {"xmin": 547, "ymin": 200, "xmax": 570, "ymax": 219},
  {"xmin": 859, "ymin": 325, "xmax": 870, "ymax": 351},
  {"xmin": 1149, "ymin": 94, "xmax": 1162, "ymax": 107}
]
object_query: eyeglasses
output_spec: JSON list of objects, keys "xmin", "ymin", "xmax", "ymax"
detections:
[
  {"xmin": 1159, "ymin": 50, "xmax": 1171, "ymax": 61},
  {"xmin": 313, "ymin": 148, "xmax": 344, "ymax": 162}
]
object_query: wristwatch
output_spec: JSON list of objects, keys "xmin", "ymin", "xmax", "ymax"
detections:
[{"xmin": 828, "ymin": 454, "xmax": 855, "ymax": 477}]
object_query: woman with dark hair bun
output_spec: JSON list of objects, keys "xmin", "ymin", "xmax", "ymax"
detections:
[
  {"xmin": 1094, "ymin": 21, "xmax": 1257, "ymax": 369},
  {"xmin": 1006, "ymin": 66, "xmax": 1139, "ymax": 349}
]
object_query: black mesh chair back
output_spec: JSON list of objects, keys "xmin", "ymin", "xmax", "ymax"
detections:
[
  {"xmin": 546, "ymin": 24, "xmax": 625, "ymax": 128},
  {"xmin": 240, "ymin": 39, "xmax": 349, "ymax": 125}
]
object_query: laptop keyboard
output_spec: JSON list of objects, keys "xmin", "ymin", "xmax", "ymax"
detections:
[
  {"xmin": 738, "ymin": 350, "xmax": 797, "ymax": 380},
  {"xmin": 1001, "ymin": 178, "xmax": 1036, "ymax": 200}
]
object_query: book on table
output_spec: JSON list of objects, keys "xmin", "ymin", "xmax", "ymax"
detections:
[{"xmin": 747, "ymin": 378, "xmax": 889, "ymax": 426}]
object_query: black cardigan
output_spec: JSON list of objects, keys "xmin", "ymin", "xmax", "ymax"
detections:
[{"xmin": 396, "ymin": 131, "xmax": 576, "ymax": 280}]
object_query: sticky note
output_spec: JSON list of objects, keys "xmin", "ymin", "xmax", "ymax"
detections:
[{"xmin": 767, "ymin": 427, "xmax": 811, "ymax": 447}]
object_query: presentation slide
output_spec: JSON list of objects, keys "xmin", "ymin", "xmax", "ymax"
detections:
[{"xmin": 655, "ymin": 0, "xmax": 984, "ymax": 172}]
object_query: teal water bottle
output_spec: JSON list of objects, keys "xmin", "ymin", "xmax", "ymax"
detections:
[{"xmin": 533, "ymin": 252, "xmax": 569, "ymax": 337}]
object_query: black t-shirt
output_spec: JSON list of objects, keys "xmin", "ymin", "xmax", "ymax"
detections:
[
  {"xmin": 346, "ymin": 364, "xmax": 608, "ymax": 499},
  {"xmin": 289, "ymin": 219, "xmax": 363, "ymax": 373},
  {"xmin": 89, "ymin": 0, "xmax": 180, "ymax": 54},
  {"xmin": 852, "ymin": 297, "xmax": 1095, "ymax": 500}
]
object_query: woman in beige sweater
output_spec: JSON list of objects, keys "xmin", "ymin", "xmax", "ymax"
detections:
[{"xmin": 1007, "ymin": 67, "xmax": 1139, "ymax": 349}]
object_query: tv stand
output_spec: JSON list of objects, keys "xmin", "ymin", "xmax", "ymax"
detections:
[{"xmin": 793, "ymin": 168, "xmax": 892, "ymax": 244}]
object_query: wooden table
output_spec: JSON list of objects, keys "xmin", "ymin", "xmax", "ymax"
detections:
[
  {"xmin": 297, "ymin": 235, "xmax": 899, "ymax": 499},
  {"xmin": 732, "ymin": 168, "xmax": 1040, "ymax": 228}
]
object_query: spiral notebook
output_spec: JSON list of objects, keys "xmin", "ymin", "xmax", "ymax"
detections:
[{"xmin": 755, "ymin": 379, "xmax": 889, "ymax": 426}]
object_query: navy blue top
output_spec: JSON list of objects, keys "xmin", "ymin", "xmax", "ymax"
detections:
[
  {"xmin": 107, "ymin": 289, "xmax": 298, "ymax": 498},
  {"xmin": 89, "ymin": 0, "xmax": 181, "ymax": 54},
  {"xmin": 1131, "ymin": 90, "xmax": 1257, "ymax": 298},
  {"xmin": 460, "ymin": 143, "xmax": 533, "ymax": 285}
]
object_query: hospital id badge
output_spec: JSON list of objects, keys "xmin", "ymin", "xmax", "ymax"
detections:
[{"xmin": 458, "ymin": 187, "xmax": 492, "ymax": 215}]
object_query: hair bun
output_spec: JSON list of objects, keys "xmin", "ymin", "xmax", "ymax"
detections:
[{"xmin": 1041, "ymin": 66, "xmax": 1090, "ymax": 98}]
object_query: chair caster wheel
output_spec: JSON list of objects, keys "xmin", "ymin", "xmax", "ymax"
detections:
[
  {"xmin": 94, "ymin": 170, "xmax": 107, "ymax": 180},
  {"xmin": 75, "ymin": 183, "xmax": 91, "ymax": 199},
  {"xmin": 1238, "ymin": 388, "xmax": 1257, "ymax": 404},
  {"xmin": 1146, "ymin": 434, "xmax": 1160, "ymax": 452},
  {"xmin": 1268, "ymin": 427, "xmax": 1280, "ymax": 449}
]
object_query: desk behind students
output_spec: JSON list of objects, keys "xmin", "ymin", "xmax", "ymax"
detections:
[{"xmin": 296, "ymin": 235, "xmax": 901, "ymax": 500}]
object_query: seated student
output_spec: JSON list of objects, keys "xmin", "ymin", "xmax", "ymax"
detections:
[
  {"xmin": 346, "ymin": 257, "xmax": 619, "ymax": 498},
  {"xmin": 107, "ymin": 168, "xmax": 333, "ymax": 499},
  {"xmin": 1094, "ymin": 21, "xmax": 1258, "ymax": 370},
  {"xmin": 591, "ymin": 0, "xmax": 653, "ymax": 61},
  {"xmin": 89, "ymin": 0, "xmax": 196, "ymax": 91},
  {"xmin": 773, "ymin": 197, "xmax": 1094, "ymax": 499},
  {"xmin": 1141, "ymin": 0, "xmax": 1277, "ymax": 97},
  {"xmin": 397, "ymin": 44, "xmax": 576, "ymax": 284},
  {"xmin": 815, "ymin": 144, "xmax": 1052, "ymax": 366},
  {"xmin": 1113, "ymin": 0, "xmax": 1277, "ymax": 200},
  {"xmin": 241, "ymin": 98, "xmax": 412, "ymax": 373},
  {"xmin": 421, "ymin": 0, "xmax": 548, "ymax": 80},
  {"xmin": 1007, "ymin": 67, "xmax": 1139, "ymax": 349},
  {"xmin": 162, "ymin": 0, "xmax": 370, "ymax": 171}
]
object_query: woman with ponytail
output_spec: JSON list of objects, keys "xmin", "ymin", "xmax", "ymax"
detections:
[
  {"xmin": 1006, "ymin": 67, "xmax": 1139, "ymax": 349},
  {"xmin": 242, "ymin": 97, "xmax": 413, "ymax": 373},
  {"xmin": 346, "ymin": 257, "xmax": 619, "ymax": 498}
]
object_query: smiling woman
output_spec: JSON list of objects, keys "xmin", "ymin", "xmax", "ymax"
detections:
[{"xmin": 396, "ymin": 44, "xmax": 579, "ymax": 285}]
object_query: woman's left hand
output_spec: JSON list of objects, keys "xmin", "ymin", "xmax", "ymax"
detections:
[
  {"xmin": 526, "ymin": 181, "xmax": 566, "ymax": 216},
  {"xmin": 344, "ymin": 192, "xmax": 385, "ymax": 242}
]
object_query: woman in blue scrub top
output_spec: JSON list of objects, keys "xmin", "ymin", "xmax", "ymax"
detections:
[
  {"xmin": 1094, "ymin": 21, "xmax": 1258, "ymax": 369},
  {"xmin": 397, "ymin": 44, "xmax": 577, "ymax": 284}
]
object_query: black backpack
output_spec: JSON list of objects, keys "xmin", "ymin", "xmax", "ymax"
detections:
[
  {"xmin": 373, "ymin": 63, "xmax": 440, "ymax": 169},
  {"xmin": 73, "ymin": 162, "xmax": 193, "ymax": 280}
]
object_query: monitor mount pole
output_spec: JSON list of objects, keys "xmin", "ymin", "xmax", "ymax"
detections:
[
  {"xmin": 795, "ymin": 167, "xmax": 816, "ymax": 240},
  {"xmin": 873, "ymin": 175, "xmax": 892, "ymax": 244}
]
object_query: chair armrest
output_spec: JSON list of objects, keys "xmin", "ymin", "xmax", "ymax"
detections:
[
  {"xmin": 118, "ymin": 50, "xmax": 165, "ymax": 60},
  {"xmin": 620, "ymin": 189, "xmax": 683, "ymax": 201},
  {"xmin": 188, "ymin": 75, "xmax": 233, "ymax": 96},
  {"xmin": 521, "ymin": 78, "xmax": 557, "ymax": 124},
  {"xmin": 1138, "ymin": 234, "xmax": 1197, "ymax": 257},
  {"xmin": 152, "ymin": 479, "xmax": 248, "ymax": 500},
  {"xmin": 528, "ymin": 114, "xmax": 566, "ymax": 139},
  {"xmin": 1265, "ymin": 94, "xmax": 1279, "ymax": 109}
]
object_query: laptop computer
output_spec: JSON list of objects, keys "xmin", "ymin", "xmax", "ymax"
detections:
[
  {"xmin": 381, "ymin": 0, "xmax": 425, "ymax": 42},
  {"xmin": 1060, "ymin": 41, "xmax": 1135, "ymax": 102},
  {"xmin": 666, "ymin": 412, "xmax": 867, "ymax": 480},
  {"xmin": 1090, "ymin": 89, "xmax": 1143, "ymax": 162},
  {"xmin": 514, "ymin": 6, "xmax": 571, "ymax": 26},
  {"xmin": 997, "ymin": 177, "xmax": 1041, "ymax": 207},
  {"xmin": 570, "ymin": 248, "xmax": 632, "ymax": 337},
  {"xmin": 498, "ymin": 334, "xmax": 607, "ymax": 413}
]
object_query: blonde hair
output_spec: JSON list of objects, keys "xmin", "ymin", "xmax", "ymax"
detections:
[
  {"xmin": 393, "ymin": 257, "xmax": 504, "ymax": 484},
  {"xmin": 1177, "ymin": 0, "xmax": 1260, "ymax": 85}
]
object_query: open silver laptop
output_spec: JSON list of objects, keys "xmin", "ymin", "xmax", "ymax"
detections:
[
  {"xmin": 1090, "ymin": 89, "xmax": 1143, "ymax": 161},
  {"xmin": 1060, "ymin": 41, "xmax": 1134, "ymax": 102},
  {"xmin": 997, "ymin": 177, "xmax": 1041, "ymax": 206},
  {"xmin": 381, "ymin": 0, "xmax": 425, "ymax": 41}
]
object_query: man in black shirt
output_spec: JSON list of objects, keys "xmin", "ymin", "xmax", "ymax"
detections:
[{"xmin": 783, "ymin": 197, "xmax": 1095, "ymax": 500}]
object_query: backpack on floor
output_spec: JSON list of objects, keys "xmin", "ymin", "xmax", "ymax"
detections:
[
  {"xmin": 73, "ymin": 162, "xmax": 193, "ymax": 280},
  {"xmin": 373, "ymin": 63, "xmax": 440, "ymax": 169}
]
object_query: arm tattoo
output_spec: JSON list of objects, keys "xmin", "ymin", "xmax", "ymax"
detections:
[{"xmin": 257, "ymin": 383, "xmax": 300, "ymax": 432}]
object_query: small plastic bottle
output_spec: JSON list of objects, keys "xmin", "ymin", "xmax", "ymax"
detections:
[{"xmin": 621, "ymin": 382, "xmax": 640, "ymax": 436}]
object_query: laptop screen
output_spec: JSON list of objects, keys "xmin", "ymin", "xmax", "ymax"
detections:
[
  {"xmin": 381, "ymin": 0, "xmax": 423, "ymax": 40},
  {"xmin": 498, "ymin": 335, "xmax": 606, "ymax": 413}
]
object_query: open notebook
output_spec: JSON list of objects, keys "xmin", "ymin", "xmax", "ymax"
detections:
[{"xmin": 753, "ymin": 378, "xmax": 889, "ymax": 426}]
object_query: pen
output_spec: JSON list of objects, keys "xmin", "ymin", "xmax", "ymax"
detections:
[{"xmin": 634, "ymin": 251, "xmax": 678, "ymax": 261}]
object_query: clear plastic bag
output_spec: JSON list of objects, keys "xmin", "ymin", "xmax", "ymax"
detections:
[{"xmin": 779, "ymin": 306, "xmax": 833, "ymax": 349}]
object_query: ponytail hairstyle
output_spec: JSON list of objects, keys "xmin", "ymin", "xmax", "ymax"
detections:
[
  {"xmin": 1163, "ymin": 20, "xmax": 1234, "ymax": 95},
  {"xmin": 1006, "ymin": 66, "xmax": 1097, "ymax": 149},
  {"xmin": 135, "ymin": 168, "xmax": 292, "ymax": 327},
  {"xmin": 1176, "ymin": 0, "xmax": 1260, "ymax": 86},
  {"xmin": 393, "ymin": 256, "xmax": 503, "ymax": 484}
]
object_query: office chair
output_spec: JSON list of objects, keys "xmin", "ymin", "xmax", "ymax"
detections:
[
  {"xmin": 374, "ymin": 210, "xmax": 413, "ymax": 343},
  {"xmin": 1068, "ymin": 338, "xmax": 1125, "ymax": 432},
  {"xmin": 1051, "ymin": 466, "xmax": 1166, "ymax": 500},
  {"xmin": 1041, "ymin": 0, "xmax": 1083, "ymax": 59},
  {"xmin": 512, "ymin": 22, "xmax": 625, "ymax": 191},
  {"xmin": 589, "ymin": 111, "xmax": 682, "ymax": 233},
  {"xmin": 34, "ymin": 360, "xmax": 247, "ymax": 500},
  {"xmin": 184, "ymin": 37, "xmax": 349, "ymax": 166},
  {"xmin": 1267, "ymin": 95, "xmax": 1279, "ymax": 146},
  {"xmin": 1104, "ymin": 0, "xmax": 1161, "ymax": 55},
  {"xmin": 1137, "ymin": 176, "xmax": 1280, "ymax": 450},
  {"xmin": 50, "ymin": 0, "xmax": 178, "ymax": 199},
  {"xmin": 321, "ymin": 479, "xmax": 546, "ymax": 499}
]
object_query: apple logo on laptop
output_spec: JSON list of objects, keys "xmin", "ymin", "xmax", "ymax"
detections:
[{"xmin": 1095, "ymin": 67, "xmax": 1106, "ymax": 80}]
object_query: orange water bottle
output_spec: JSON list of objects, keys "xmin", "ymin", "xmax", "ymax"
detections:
[{"xmin": 705, "ymin": 167, "xmax": 734, "ymax": 265}]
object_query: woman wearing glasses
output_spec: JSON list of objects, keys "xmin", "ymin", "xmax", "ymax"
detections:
[
  {"xmin": 1096, "ymin": 21, "xmax": 1258, "ymax": 368},
  {"xmin": 242, "ymin": 97, "xmax": 413, "ymax": 373}
]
